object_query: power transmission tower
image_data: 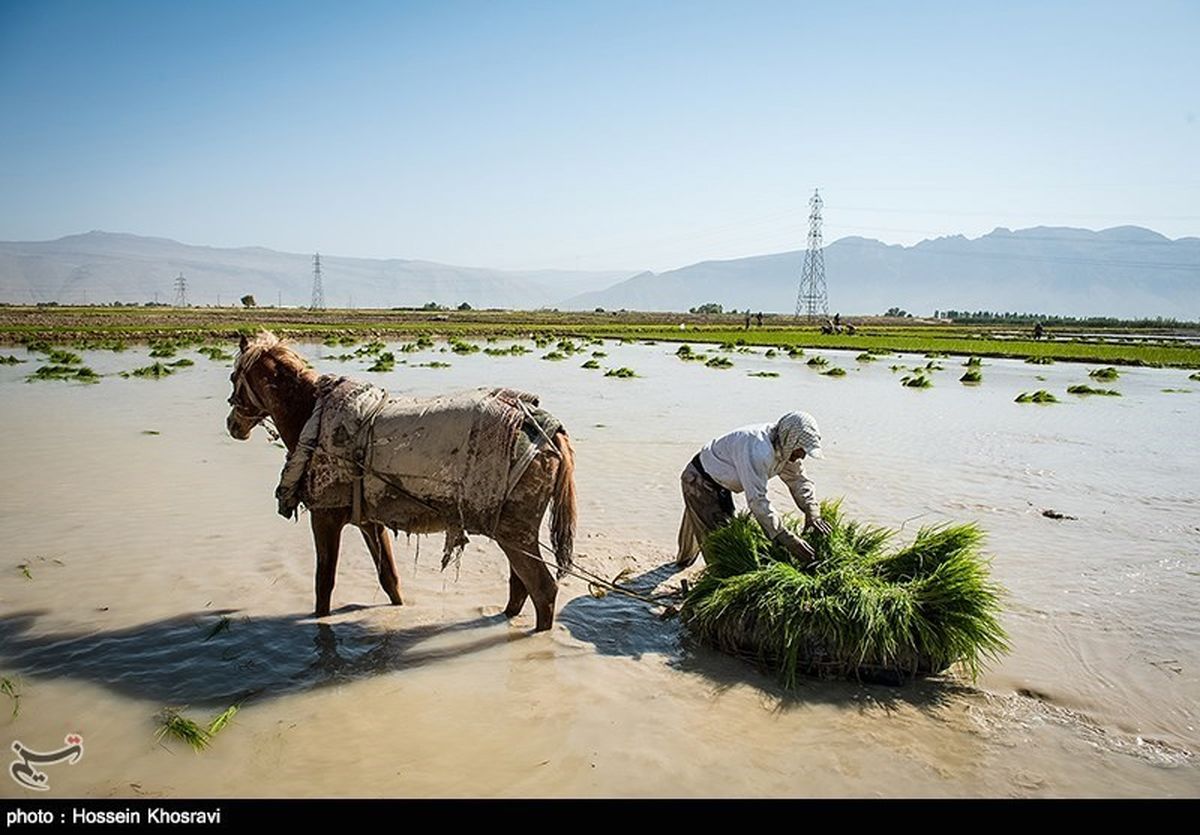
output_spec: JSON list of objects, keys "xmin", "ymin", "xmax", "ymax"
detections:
[
  {"xmin": 794, "ymin": 189, "xmax": 828, "ymax": 321},
  {"xmin": 310, "ymin": 252, "xmax": 325, "ymax": 310},
  {"xmin": 172, "ymin": 272, "xmax": 188, "ymax": 307}
]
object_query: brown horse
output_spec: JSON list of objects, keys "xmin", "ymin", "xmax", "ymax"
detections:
[{"xmin": 225, "ymin": 332, "xmax": 577, "ymax": 631}]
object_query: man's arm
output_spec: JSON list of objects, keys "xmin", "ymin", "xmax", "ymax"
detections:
[
  {"xmin": 780, "ymin": 459, "xmax": 831, "ymax": 536},
  {"xmin": 737, "ymin": 443, "xmax": 816, "ymax": 563}
]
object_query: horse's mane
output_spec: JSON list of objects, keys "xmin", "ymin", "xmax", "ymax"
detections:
[{"xmin": 234, "ymin": 331, "xmax": 314, "ymax": 380}]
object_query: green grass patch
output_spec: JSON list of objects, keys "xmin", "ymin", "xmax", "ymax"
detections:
[
  {"xmin": 681, "ymin": 504, "xmax": 1008, "ymax": 686},
  {"xmin": 1015, "ymin": 390, "xmax": 1058, "ymax": 403},
  {"xmin": 1067, "ymin": 385, "xmax": 1121, "ymax": 396}
]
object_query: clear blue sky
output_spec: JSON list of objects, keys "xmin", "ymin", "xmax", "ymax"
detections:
[{"xmin": 1, "ymin": 0, "xmax": 1196, "ymax": 271}]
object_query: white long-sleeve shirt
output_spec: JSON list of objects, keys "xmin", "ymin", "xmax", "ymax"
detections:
[{"xmin": 698, "ymin": 422, "xmax": 818, "ymax": 539}]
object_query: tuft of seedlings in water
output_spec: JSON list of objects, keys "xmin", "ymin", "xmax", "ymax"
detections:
[
  {"xmin": 366, "ymin": 352, "xmax": 396, "ymax": 372},
  {"xmin": 901, "ymin": 374, "xmax": 932, "ymax": 388},
  {"xmin": 787, "ymin": 347, "xmax": 805, "ymax": 358},
  {"xmin": 47, "ymin": 349, "xmax": 83, "ymax": 365},
  {"xmin": 1162, "ymin": 388, "xmax": 1191, "ymax": 393},
  {"xmin": 960, "ymin": 370, "xmax": 983, "ymax": 384},
  {"xmin": 155, "ymin": 708, "xmax": 212, "ymax": 752},
  {"xmin": 484, "ymin": 345, "xmax": 530, "ymax": 356},
  {"xmin": 541, "ymin": 351, "xmax": 567, "ymax": 361},
  {"xmin": 889, "ymin": 364, "xmax": 904, "ymax": 373},
  {"xmin": 1, "ymin": 676, "xmax": 21, "ymax": 718},
  {"xmin": 415, "ymin": 336, "xmax": 434, "ymax": 350},
  {"xmin": 148, "ymin": 343, "xmax": 178, "ymax": 358},
  {"xmin": 718, "ymin": 342, "xmax": 737, "ymax": 352},
  {"xmin": 581, "ymin": 359, "xmax": 601, "ymax": 370},
  {"xmin": 868, "ymin": 348, "xmax": 894, "ymax": 356},
  {"xmin": 924, "ymin": 351, "xmax": 949, "ymax": 359},
  {"xmin": 125, "ymin": 362, "xmax": 174, "ymax": 379},
  {"xmin": 415, "ymin": 361, "xmax": 451, "ymax": 369},
  {"xmin": 605, "ymin": 367, "xmax": 637, "ymax": 378},
  {"xmin": 591, "ymin": 350, "xmax": 607, "ymax": 358},
  {"xmin": 1189, "ymin": 372, "xmax": 1200, "ymax": 382},
  {"xmin": 748, "ymin": 371, "xmax": 780, "ymax": 378},
  {"xmin": 28, "ymin": 364, "xmax": 100, "ymax": 383},
  {"xmin": 449, "ymin": 339, "xmax": 480, "ymax": 355},
  {"xmin": 1024, "ymin": 356, "xmax": 1055, "ymax": 365},
  {"xmin": 821, "ymin": 367, "xmax": 847, "ymax": 377},
  {"xmin": 764, "ymin": 349, "xmax": 778, "ymax": 358},
  {"xmin": 963, "ymin": 356, "xmax": 983, "ymax": 367},
  {"xmin": 806, "ymin": 356, "xmax": 828, "ymax": 367},
  {"xmin": 354, "ymin": 340, "xmax": 387, "ymax": 357},
  {"xmin": 855, "ymin": 352, "xmax": 876, "ymax": 362},
  {"xmin": 17, "ymin": 563, "xmax": 32, "ymax": 580},
  {"xmin": 1067, "ymin": 385, "xmax": 1121, "ymax": 396},
  {"xmin": 1, "ymin": 354, "xmax": 24, "ymax": 364},
  {"xmin": 924, "ymin": 361, "xmax": 944, "ymax": 371},
  {"xmin": 23, "ymin": 339, "xmax": 52, "ymax": 354},
  {"xmin": 169, "ymin": 358, "xmax": 194, "ymax": 367},
  {"xmin": 1089, "ymin": 367, "xmax": 1120, "ymax": 381},
  {"xmin": 197, "ymin": 346, "xmax": 234, "ymax": 362},
  {"xmin": 676, "ymin": 345, "xmax": 703, "ymax": 362},
  {"xmin": 705, "ymin": 356, "xmax": 733, "ymax": 369},
  {"xmin": 141, "ymin": 430, "xmax": 161, "ymax": 435},
  {"xmin": 1015, "ymin": 390, "xmax": 1058, "ymax": 404}
]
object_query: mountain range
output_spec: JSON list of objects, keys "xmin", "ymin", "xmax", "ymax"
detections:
[{"xmin": 1, "ymin": 227, "xmax": 1196, "ymax": 318}]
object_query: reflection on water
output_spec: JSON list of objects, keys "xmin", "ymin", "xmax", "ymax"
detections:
[{"xmin": 0, "ymin": 339, "xmax": 1196, "ymax": 797}]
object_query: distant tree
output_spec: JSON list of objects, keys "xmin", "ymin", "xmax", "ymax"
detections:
[
  {"xmin": 690, "ymin": 302, "xmax": 724, "ymax": 315},
  {"xmin": 423, "ymin": 301, "xmax": 445, "ymax": 311},
  {"xmin": 885, "ymin": 306, "xmax": 909, "ymax": 318},
  {"xmin": 594, "ymin": 307, "xmax": 605, "ymax": 313},
  {"xmin": 241, "ymin": 294, "xmax": 256, "ymax": 308},
  {"xmin": 457, "ymin": 301, "xmax": 472, "ymax": 311}
]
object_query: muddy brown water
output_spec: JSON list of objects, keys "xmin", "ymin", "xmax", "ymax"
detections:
[{"xmin": 0, "ymin": 340, "xmax": 1197, "ymax": 797}]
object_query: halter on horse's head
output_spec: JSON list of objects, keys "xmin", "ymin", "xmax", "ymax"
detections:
[{"xmin": 226, "ymin": 332, "xmax": 282, "ymax": 440}]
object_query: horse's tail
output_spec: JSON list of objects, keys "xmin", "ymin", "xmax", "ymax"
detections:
[{"xmin": 550, "ymin": 429, "xmax": 577, "ymax": 578}]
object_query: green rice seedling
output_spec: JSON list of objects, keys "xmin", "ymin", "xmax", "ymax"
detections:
[
  {"xmin": 765, "ymin": 349, "xmax": 778, "ymax": 358},
  {"xmin": 901, "ymin": 374, "xmax": 932, "ymax": 388},
  {"xmin": 787, "ymin": 347, "xmax": 805, "ymax": 358},
  {"xmin": 555, "ymin": 339, "xmax": 578, "ymax": 352},
  {"xmin": 449, "ymin": 339, "xmax": 479, "ymax": 355},
  {"xmin": 28, "ymin": 365, "xmax": 100, "ymax": 383},
  {"xmin": 542, "ymin": 351, "xmax": 567, "ymax": 361},
  {"xmin": 142, "ymin": 430, "xmax": 161, "ymax": 435},
  {"xmin": 155, "ymin": 708, "xmax": 211, "ymax": 752},
  {"xmin": 0, "ymin": 355, "xmax": 24, "ymax": 364},
  {"xmin": 1189, "ymin": 372, "xmax": 1200, "ymax": 382},
  {"xmin": 643, "ymin": 340, "xmax": 658, "ymax": 346},
  {"xmin": 592, "ymin": 350, "xmax": 607, "ymax": 358},
  {"xmin": 322, "ymin": 336, "xmax": 341, "ymax": 347},
  {"xmin": 806, "ymin": 356, "xmax": 828, "ymax": 367},
  {"xmin": 366, "ymin": 352, "xmax": 396, "ymax": 372},
  {"xmin": 605, "ymin": 367, "xmax": 637, "ymax": 378},
  {"xmin": 924, "ymin": 361, "xmax": 944, "ymax": 371},
  {"xmin": 197, "ymin": 346, "xmax": 234, "ymax": 362},
  {"xmin": 960, "ymin": 370, "xmax": 982, "ymax": 384},
  {"xmin": 963, "ymin": 356, "xmax": 983, "ymax": 367},
  {"xmin": 748, "ymin": 371, "xmax": 780, "ymax": 378},
  {"xmin": 719, "ymin": 342, "xmax": 737, "ymax": 352},
  {"xmin": 705, "ymin": 356, "xmax": 733, "ymax": 369},
  {"xmin": 126, "ymin": 362, "xmax": 175, "ymax": 379},
  {"xmin": 17, "ymin": 563, "xmax": 32, "ymax": 580},
  {"xmin": 581, "ymin": 359, "xmax": 601, "ymax": 369},
  {"xmin": 1, "ymin": 676, "xmax": 20, "ymax": 718},
  {"xmin": 206, "ymin": 705, "xmax": 239, "ymax": 737},
  {"xmin": 415, "ymin": 336, "xmax": 434, "ymax": 350},
  {"xmin": 681, "ymin": 503, "xmax": 1008, "ymax": 687},
  {"xmin": 398, "ymin": 342, "xmax": 420, "ymax": 353},
  {"xmin": 855, "ymin": 352, "xmax": 876, "ymax": 362},
  {"xmin": 890, "ymin": 364, "xmax": 904, "ymax": 373},
  {"xmin": 676, "ymin": 345, "xmax": 703, "ymax": 362},
  {"xmin": 148, "ymin": 343, "xmax": 177, "ymax": 358},
  {"xmin": 924, "ymin": 351, "xmax": 949, "ymax": 358},
  {"xmin": 1024, "ymin": 356, "xmax": 1055, "ymax": 365},
  {"xmin": 868, "ymin": 348, "xmax": 895, "ymax": 356},
  {"xmin": 415, "ymin": 361, "xmax": 451, "ymax": 368},
  {"xmin": 1015, "ymin": 390, "xmax": 1057, "ymax": 403},
  {"xmin": 354, "ymin": 340, "xmax": 387, "ymax": 356},
  {"xmin": 47, "ymin": 349, "xmax": 83, "ymax": 365},
  {"xmin": 821, "ymin": 367, "xmax": 847, "ymax": 377},
  {"xmin": 1089, "ymin": 367, "xmax": 1120, "ymax": 381},
  {"xmin": 169, "ymin": 358, "xmax": 194, "ymax": 367},
  {"xmin": 1162, "ymin": 388, "xmax": 1191, "ymax": 393},
  {"xmin": 1067, "ymin": 385, "xmax": 1121, "ymax": 396}
]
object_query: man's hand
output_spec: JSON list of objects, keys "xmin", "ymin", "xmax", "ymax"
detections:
[
  {"xmin": 807, "ymin": 516, "xmax": 833, "ymax": 537},
  {"xmin": 276, "ymin": 487, "xmax": 299, "ymax": 519},
  {"xmin": 773, "ymin": 530, "xmax": 816, "ymax": 565}
]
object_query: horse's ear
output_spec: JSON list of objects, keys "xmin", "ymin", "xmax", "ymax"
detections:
[{"xmin": 239, "ymin": 334, "xmax": 249, "ymax": 352}]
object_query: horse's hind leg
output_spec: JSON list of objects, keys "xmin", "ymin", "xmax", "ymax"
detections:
[
  {"xmin": 499, "ymin": 534, "xmax": 556, "ymax": 632},
  {"xmin": 360, "ymin": 522, "xmax": 403, "ymax": 606},
  {"xmin": 503, "ymin": 568, "xmax": 529, "ymax": 618},
  {"xmin": 310, "ymin": 508, "xmax": 349, "ymax": 617}
]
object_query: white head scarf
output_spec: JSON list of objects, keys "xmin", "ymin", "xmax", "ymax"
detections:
[{"xmin": 774, "ymin": 411, "xmax": 824, "ymax": 459}]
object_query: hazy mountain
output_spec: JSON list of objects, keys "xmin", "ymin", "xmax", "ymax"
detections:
[
  {"xmin": 565, "ymin": 226, "xmax": 1200, "ymax": 318},
  {"xmin": 0, "ymin": 231, "xmax": 635, "ymax": 308}
]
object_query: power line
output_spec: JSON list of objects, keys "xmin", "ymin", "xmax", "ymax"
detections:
[
  {"xmin": 794, "ymin": 189, "xmax": 828, "ymax": 321},
  {"xmin": 310, "ymin": 252, "xmax": 324, "ymax": 310},
  {"xmin": 172, "ymin": 272, "xmax": 187, "ymax": 307}
]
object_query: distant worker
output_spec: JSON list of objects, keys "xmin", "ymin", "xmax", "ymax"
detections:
[
  {"xmin": 756, "ymin": 311, "xmax": 764, "ymax": 327},
  {"xmin": 744, "ymin": 310, "xmax": 752, "ymax": 330},
  {"xmin": 834, "ymin": 312, "xmax": 841, "ymax": 329},
  {"xmin": 1033, "ymin": 321, "xmax": 1044, "ymax": 340},
  {"xmin": 676, "ymin": 411, "xmax": 831, "ymax": 569}
]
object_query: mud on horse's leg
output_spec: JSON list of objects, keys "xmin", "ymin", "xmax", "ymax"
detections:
[
  {"xmin": 310, "ymin": 509, "xmax": 347, "ymax": 617},
  {"xmin": 503, "ymin": 568, "xmax": 529, "ymax": 619},
  {"xmin": 500, "ymin": 535, "xmax": 557, "ymax": 632},
  {"xmin": 360, "ymin": 522, "xmax": 403, "ymax": 605}
]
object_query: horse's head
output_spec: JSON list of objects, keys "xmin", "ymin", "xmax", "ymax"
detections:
[{"xmin": 226, "ymin": 332, "xmax": 278, "ymax": 440}]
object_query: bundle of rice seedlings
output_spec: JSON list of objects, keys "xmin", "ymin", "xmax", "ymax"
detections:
[
  {"xmin": 925, "ymin": 351, "xmax": 949, "ymax": 358},
  {"xmin": 155, "ymin": 708, "xmax": 211, "ymax": 751},
  {"xmin": 415, "ymin": 361, "xmax": 451, "ymax": 369},
  {"xmin": 581, "ymin": 359, "xmax": 601, "ymax": 369},
  {"xmin": 821, "ymin": 367, "xmax": 846, "ymax": 377},
  {"xmin": 1089, "ymin": 367, "xmax": 1120, "ymax": 381},
  {"xmin": 676, "ymin": 344, "xmax": 700, "ymax": 360},
  {"xmin": 449, "ymin": 339, "xmax": 479, "ymax": 355},
  {"xmin": 748, "ymin": 371, "xmax": 780, "ymax": 378},
  {"xmin": 23, "ymin": 339, "xmax": 52, "ymax": 354},
  {"xmin": 366, "ymin": 352, "xmax": 396, "ymax": 372},
  {"xmin": 1, "ymin": 355, "xmax": 24, "ymax": 365},
  {"xmin": 206, "ymin": 705, "xmax": 239, "ymax": 737},
  {"xmin": 169, "ymin": 358, "xmax": 194, "ymax": 367},
  {"xmin": 1189, "ymin": 372, "xmax": 1200, "ymax": 382},
  {"xmin": 765, "ymin": 349, "xmax": 778, "ymax": 358},
  {"xmin": 924, "ymin": 361, "xmax": 944, "ymax": 371},
  {"xmin": 787, "ymin": 347, "xmax": 805, "ymax": 358},
  {"xmin": 1024, "ymin": 356, "xmax": 1055, "ymax": 365},
  {"xmin": 719, "ymin": 342, "xmax": 737, "ymax": 352},
  {"xmin": 28, "ymin": 365, "xmax": 100, "ymax": 383},
  {"xmin": 197, "ymin": 346, "xmax": 234, "ymax": 362},
  {"xmin": 605, "ymin": 367, "xmax": 637, "ymax": 378},
  {"xmin": 855, "ymin": 352, "xmax": 876, "ymax": 362},
  {"xmin": 682, "ymin": 503, "xmax": 1008, "ymax": 687},
  {"xmin": 1067, "ymin": 385, "xmax": 1120, "ymax": 396},
  {"xmin": 706, "ymin": 356, "xmax": 733, "ymax": 369},
  {"xmin": 960, "ymin": 370, "xmax": 982, "ymax": 384},
  {"xmin": 901, "ymin": 374, "xmax": 932, "ymax": 388},
  {"xmin": 963, "ymin": 356, "xmax": 983, "ymax": 367},
  {"xmin": 541, "ymin": 351, "xmax": 567, "ymax": 361},
  {"xmin": 148, "ymin": 343, "xmax": 177, "ymax": 358},
  {"xmin": 592, "ymin": 350, "xmax": 608, "ymax": 358},
  {"xmin": 806, "ymin": 356, "xmax": 828, "ymax": 367},
  {"xmin": 47, "ymin": 349, "xmax": 83, "ymax": 365},
  {"xmin": 1015, "ymin": 390, "xmax": 1057, "ymax": 403},
  {"xmin": 354, "ymin": 340, "xmax": 387, "ymax": 357}
]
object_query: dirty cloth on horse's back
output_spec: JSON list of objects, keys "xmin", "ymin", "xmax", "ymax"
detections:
[{"xmin": 277, "ymin": 375, "xmax": 560, "ymax": 541}]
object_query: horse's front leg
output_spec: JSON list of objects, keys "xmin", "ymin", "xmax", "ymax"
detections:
[
  {"xmin": 310, "ymin": 508, "xmax": 349, "ymax": 617},
  {"xmin": 359, "ymin": 522, "xmax": 403, "ymax": 606}
]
